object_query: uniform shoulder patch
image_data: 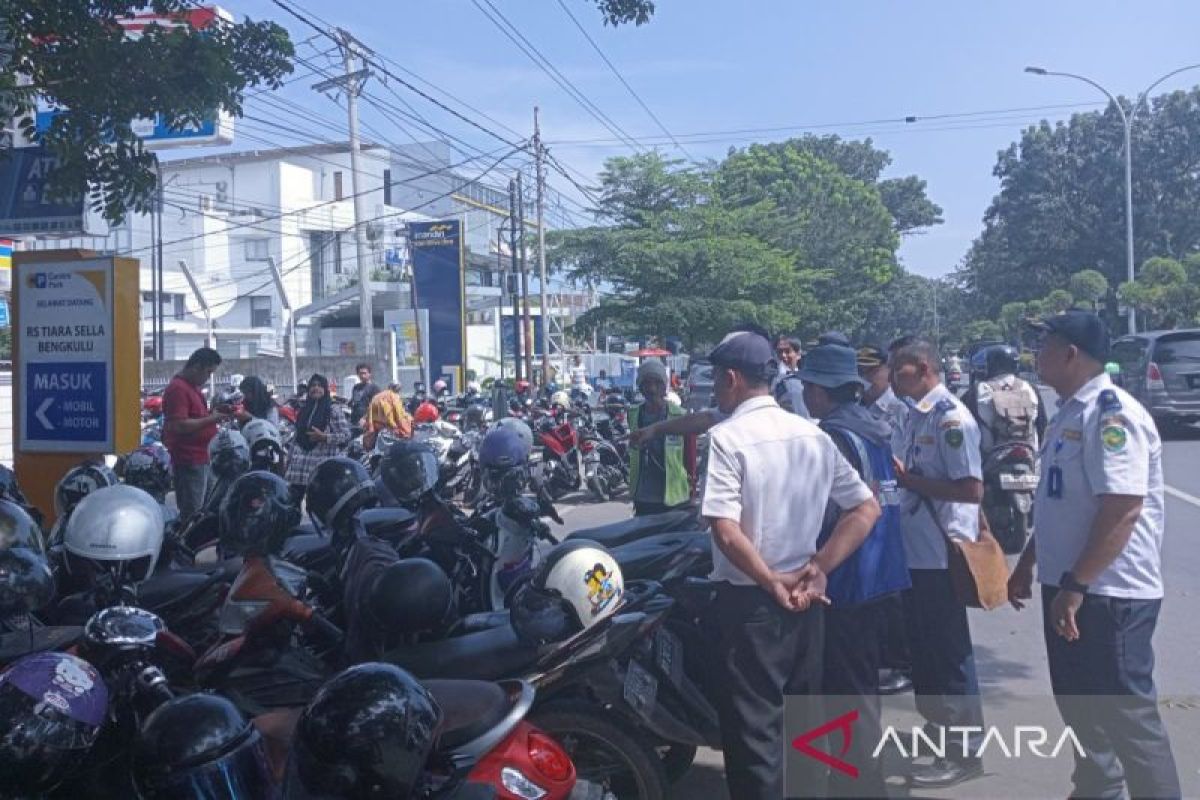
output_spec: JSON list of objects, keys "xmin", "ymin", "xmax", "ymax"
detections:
[
  {"xmin": 1101, "ymin": 422, "xmax": 1128, "ymax": 453},
  {"xmin": 939, "ymin": 418, "xmax": 962, "ymax": 430},
  {"xmin": 935, "ymin": 398, "xmax": 956, "ymax": 413},
  {"xmin": 944, "ymin": 428, "xmax": 965, "ymax": 448},
  {"xmin": 1098, "ymin": 389, "xmax": 1122, "ymax": 413}
]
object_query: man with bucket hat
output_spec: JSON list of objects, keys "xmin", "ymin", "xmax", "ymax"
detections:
[
  {"xmin": 800, "ymin": 343, "xmax": 911, "ymax": 798},
  {"xmin": 701, "ymin": 329, "xmax": 881, "ymax": 800}
]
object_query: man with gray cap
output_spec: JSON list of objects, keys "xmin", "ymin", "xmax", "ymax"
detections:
[
  {"xmin": 1008, "ymin": 310, "xmax": 1179, "ymax": 799},
  {"xmin": 627, "ymin": 358, "xmax": 693, "ymax": 516},
  {"xmin": 702, "ymin": 329, "xmax": 881, "ymax": 800}
]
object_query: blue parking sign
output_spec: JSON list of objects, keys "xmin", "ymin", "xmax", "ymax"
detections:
[{"xmin": 24, "ymin": 362, "xmax": 109, "ymax": 443}]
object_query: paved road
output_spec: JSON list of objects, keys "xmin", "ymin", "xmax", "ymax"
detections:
[{"xmin": 555, "ymin": 417, "xmax": 1200, "ymax": 799}]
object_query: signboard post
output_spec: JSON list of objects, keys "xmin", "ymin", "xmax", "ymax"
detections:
[
  {"xmin": 13, "ymin": 251, "xmax": 140, "ymax": 522},
  {"xmin": 409, "ymin": 221, "xmax": 466, "ymax": 388}
]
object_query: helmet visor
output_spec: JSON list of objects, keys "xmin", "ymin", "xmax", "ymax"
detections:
[{"xmin": 136, "ymin": 735, "xmax": 279, "ymax": 800}]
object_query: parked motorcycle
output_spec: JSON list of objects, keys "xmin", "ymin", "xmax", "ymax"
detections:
[{"xmin": 982, "ymin": 441, "xmax": 1039, "ymax": 554}]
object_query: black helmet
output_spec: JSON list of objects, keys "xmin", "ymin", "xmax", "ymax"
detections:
[
  {"xmin": 55, "ymin": 462, "xmax": 118, "ymax": 518},
  {"xmin": 365, "ymin": 558, "xmax": 455, "ymax": 635},
  {"xmin": 984, "ymin": 345, "xmax": 1021, "ymax": 379},
  {"xmin": 0, "ymin": 652, "xmax": 108, "ymax": 796},
  {"xmin": 285, "ymin": 663, "xmax": 442, "ymax": 799},
  {"xmin": 0, "ymin": 465, "xmax": 33, "ymax": 507},
  {"xmin": 464, "ymin": 404, "xmax": 486, "ymax": 430},
  {"xmin": 306, "ymin": 457, "xmax": 378, "ymax": 532},
  {"xmin": 134, "ymin": 694, "xmax": 276, "ymax": 799},
  {"xmin": 209, "ymin": 429, "xmax": 251, "ymax": 482},
  {"xmin": 122, "ymin": 444, "xmax": 173, "ymax": 501},
  {"xmin": 0, "ymin": 498, "xmax": 46, "ymax": 555},
  {"xmin": 0, "ymin": 548, "xmax": 55, "ymax": 617},
  {"xmin": 219, "ymin": 471, "xmax": 300, "ymax": 557},
  {"xmin": 378, "ymin": 441, "xmax": 440, "ymax": 506}
]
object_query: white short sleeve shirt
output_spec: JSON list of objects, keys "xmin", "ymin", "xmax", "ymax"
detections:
[
  {"xmin": 1033, "ymin": 373, "xmax": 1165, "ymax": 599},
  {"xmin": 701, "ymin": 395, "xmax": 872, "ymax": 585},
  {"xmin": 896, "ymin": 383, "xmax": 984, "ymax": 569}
]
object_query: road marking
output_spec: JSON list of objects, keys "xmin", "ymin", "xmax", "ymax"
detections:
[{"xmin": 1166, "ymin": 485, "xmax": 1200, "ymax": 508}]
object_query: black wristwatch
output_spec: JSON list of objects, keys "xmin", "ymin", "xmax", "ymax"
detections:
[{"xmin": 1060, "ymin": 571, "xmax": 1089, "ymax": 595}]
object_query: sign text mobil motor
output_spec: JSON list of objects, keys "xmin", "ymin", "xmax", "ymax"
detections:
[{"xmin": 17, "ymin": 259, "xmax": 115, "ymax": 452}]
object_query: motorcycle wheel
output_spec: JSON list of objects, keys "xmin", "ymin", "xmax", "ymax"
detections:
[
  {"xmin": 659, "ymin": 743, "xmax": 698, "ymax": 783},
  {"xmin": 530, "ymin": 702, "xmax": 668, "ymax": 800}
]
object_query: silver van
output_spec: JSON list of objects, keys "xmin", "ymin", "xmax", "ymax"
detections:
[{"xmin": 1111, "ymin": 329, "xmax": 1200, "ymax": 429}]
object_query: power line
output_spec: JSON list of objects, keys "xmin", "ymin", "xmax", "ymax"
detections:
[
  {"xmin": 469, "ymin": 0, "xmax": 644, "ymax": 153},
  {"xmin": 552, "ymin": 0, "xmax": 693, "ymax": 160}
]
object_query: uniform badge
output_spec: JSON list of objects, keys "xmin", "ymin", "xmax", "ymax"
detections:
[
  {"xmin": 944, "ymin": 428, "xmax": 964, "ymax": 448},
  {"xmin": 935, "ymin": 398, "xmax": 955, "ymax": 413},
  {"xmin": 1099, "ymin": 389, "xmax": 1122, "ymax": 413},
  {"xmin": 939, "ymin": 419, "xmax": 962, "ymax": 430},
  {"xmin": 1101, "ymin": 424, "xmax": 1128, "ymax": 453},
  {"xmin": 1062, "ymin": 429, "xmax": 1083, "ymax": 442}
]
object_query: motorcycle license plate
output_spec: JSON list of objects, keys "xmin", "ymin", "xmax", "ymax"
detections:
[
  {"xmin": 999, "ymin": 474, "xmax": 1039, "ymax": 491},
  {"xmin": 623, "ymin": 659, "xmax": 658, "ymax": 713}
]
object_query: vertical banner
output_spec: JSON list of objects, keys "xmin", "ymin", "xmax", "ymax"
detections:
[
  {"xmin": 502, "ymin": 312, "xmax": 544, "ymax": 359},
  {"xmin": 409, "ymin": 220, "xmax": 465, "ymax": 386},
  {"xmin": 0, "ymin": 239, "xmax": 12, "ymax": 292}
]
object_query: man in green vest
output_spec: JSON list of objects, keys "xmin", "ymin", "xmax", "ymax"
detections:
[{"xmin": 629, "ymin": 359, "xmax": 693, "ymax": 516}]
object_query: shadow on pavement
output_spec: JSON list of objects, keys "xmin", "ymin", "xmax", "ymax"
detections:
[{"xmin": 972, "ymin": 642, "xmax": 1036, "ymax": 695}]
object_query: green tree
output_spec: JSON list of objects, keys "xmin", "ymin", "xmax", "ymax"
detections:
[
  {"xmin": 591, "ymin": 0, "xmax": 656, "ymax": 25},
  {"xmin": 962, "ymin": 320, "xmax": 1004, "ymax": 343},
  {"xmin": 1119, "ymin": 255, "xmax": 1200, "ymax": 329},
  {"xmin": 2, "ymin": 2, "xmax": 293, "ymax": 223},
  {"xmin": 1069, "ymin": 269, "xmax": 1110, "ymax": 310},
  {"xmin": 1045, "ymin": 289, "xmax": 1075, "ymax": 313},
  {"xmin": 999, "ymin": 301, "xmax": 1028, "ymax": 343},
  {"xmin": 957, "ymin": 87, "xmax": 1200, "ymax": 321}
]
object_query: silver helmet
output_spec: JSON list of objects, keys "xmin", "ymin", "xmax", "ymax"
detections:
[
  {"xmin": 63, "ymin": 485, "xmax": 164, "ymax": 583},
  {"xmin": 209, "ymin": 428, "xmax": 251, "ymax": 481}
]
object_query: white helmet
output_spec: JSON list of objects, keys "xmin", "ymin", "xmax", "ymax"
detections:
[
  {"xmin": 242, "ymin": 419, "xmax": 284, "ymax": 471},
  {"xmin": 64, "ymin": 485, "xmax": 165, "ymax": 583},
  {"xmin": 466, "ymin": 381, "xmax": 481, "ymax": 394},
  {"xmin": 208, "ymin": 428, "xmax": 250, "ymax": 481},
  {"xmin": 228, "ymin": 373, "xmax": 245, "ymax": 389},
  {"xmin": 510, "ymin": 540, "xmax": 624, "ymax": 645},
  {"xmin": 550, "ymin": 390, "xmax": 571, "ymax": 409}
]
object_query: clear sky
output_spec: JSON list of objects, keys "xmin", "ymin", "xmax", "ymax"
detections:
[{"xmin": 221, "ymin": 0, "xmax": 1200, "ymax": 277}]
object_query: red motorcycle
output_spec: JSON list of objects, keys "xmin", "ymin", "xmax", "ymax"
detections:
[{"xmin": 536, "ymin": 410, "xmax": 585, "ymax": 499}]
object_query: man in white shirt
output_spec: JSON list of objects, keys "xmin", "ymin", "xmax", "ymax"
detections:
[
  {"xmin": 568, "ymin": 355, "xmax": 588, "ymax": 393},
  {"xmin": 890, "ymin": 337, "xmax": 987, "ymax": 788},
  {"xmin": 701, "ymin": 329, "xmax": 881, "ymax": 800},
  {"xmin": 1008, "ymin": 311, "xmax": 1179, "ymax": 799}
]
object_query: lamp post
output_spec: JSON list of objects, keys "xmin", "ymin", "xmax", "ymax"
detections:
[{"xmin": 1025, "ymin": 64, "xmax": 1200, "ymax": 334}]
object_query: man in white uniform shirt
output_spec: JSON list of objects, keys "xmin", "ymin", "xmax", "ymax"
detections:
[
  {"xmin": 890, "ymin": 337, "xmax": 987, "ymax": 788},
  {"xmin": 1008, "ymin": 311, "xmax": 1179, "ymax": 800},
  {"xmin": 701, "ymin": 329, "xmax": 881, "ymax": 800}
]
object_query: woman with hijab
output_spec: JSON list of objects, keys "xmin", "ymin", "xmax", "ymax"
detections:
[
  {"xmin": 284, "ymin": 374, "xmax": 350, "ymax": 501},
  {"xmin": 236, "ymin": 375, "xmax": 280, "ymax": 425}
]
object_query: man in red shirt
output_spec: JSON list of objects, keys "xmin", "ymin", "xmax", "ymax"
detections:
[{"xmin": 162, "ymin": 347, "xmax": 228, "ymax": 519}]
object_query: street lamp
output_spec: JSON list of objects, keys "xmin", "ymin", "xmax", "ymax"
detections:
[{"xmin": 1025, "ymin": 64, "xmax": 1200, "ymax": 334}]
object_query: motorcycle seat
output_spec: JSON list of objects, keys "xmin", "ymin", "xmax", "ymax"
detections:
[
  {"xmin": 359, "ymin": 507, "xmax": 418, "ymax": 544},
  {"xmin": 136, "ymin": 559, "xmax": 241, "ymax": 611},
  {"xmin": 611, "ymin": 532, "xmax": 711, "ymax": 580},
  {"xmin": 566, "ymin": 508, "xmax": 702, "ymax": 547},
  {"xmin": 0, "ymin": 626, "xmax": 83, "ymax": 665},
  {"xmin": 280, "ymin": 533, "xmax": 329, "ymax": 560},
  {"xmin": 456, "ymin": 610, "xmax": 511, "ymax": 634},
  {"xmin": 385, "ymin": 624, "xmax": 538, "ymax": 681},
  {"xmin": 424, "ymin": 679, "xmax": 512, "ymax": 750}
]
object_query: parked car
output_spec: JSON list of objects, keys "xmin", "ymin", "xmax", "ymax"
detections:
[
  {"xmin": 1110, "ymin": 329, "xmax": 1200, "ymax": 431},
  {"xmin": 684, "ymin": 360, "xmax": 715, "ymax": 412}
]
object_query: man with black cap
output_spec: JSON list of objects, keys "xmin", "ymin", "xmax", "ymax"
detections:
[
  {"xmin": 701, "ymin": 329, "xmax": 882, "ymax": 800},
  {"xmin": 858, "ymin": 344, "xmax": 909, "ymax": 448},
  {"xmin": 1008, "ymin": 310, "xmax": 1179, "ymax": 800}
]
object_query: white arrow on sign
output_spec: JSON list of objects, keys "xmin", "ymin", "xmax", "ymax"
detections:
[{"xmin": 35, "ymin": 398, "xmax": 54, "ymax": 430}]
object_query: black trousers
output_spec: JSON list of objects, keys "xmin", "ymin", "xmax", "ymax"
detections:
[
  {"xmin": 1042, "ymin": 586, "xmax": 1181, "ymax": 800},
  {"xmin": 879, "ymin": 591, "xmax": 912, "ymax": 673},
  {"xmin": 823, "ymin": 595, "xmax": 892, "ymax": 799},
  {"xmin": 716, "ymin": 583, "xmax": 824, "ymax": 800},
  {"xmin": 903, "ymin": 569, "xmax": 985, "ymax": 758}
]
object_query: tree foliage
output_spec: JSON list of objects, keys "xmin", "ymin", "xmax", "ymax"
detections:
[
  {"xmin": 1069, "ymin": 269, "xmax": 1109, "ymax": 309},
  {"xmin": 1119, "ymin": 255, "xmax": 1200, "ymax": 329},
  {"xmin": 956, "ymin": 87, "xmax": 1200, "ymax": 323},
  {"xmin": 1, "ymin": 1, "xmax": 294, "ymax": 223},
  {"xmin": 549, "ymin": 138, "xmax": 940, "ymax": 348},
  {"xmin": 590, "ymin": 0, "xmax": 655, "ymax": 26}
]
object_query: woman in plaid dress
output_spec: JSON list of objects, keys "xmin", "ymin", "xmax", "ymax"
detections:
[{"xmin": 285, "ymin": 374, "xmax": 350, "ymax": 501}]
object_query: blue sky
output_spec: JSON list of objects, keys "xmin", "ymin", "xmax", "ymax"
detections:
[{"xmin": 221, "ymin": 0, "xmax": 1200, "ymax": 277}]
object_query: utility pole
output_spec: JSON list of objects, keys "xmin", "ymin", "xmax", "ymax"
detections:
[
  {"xmin": 517, "ymin": 173, "xmax": 534, "ymax": 383},
  {"xmin": 508, "ymin": 178, "xmax": 522, "ymax": 383},
  {"xmin": 533, "ymin": 107, "xmax": 551, "ymax": 383},
  {"xmin": 316, "ymin": 30, "xmax": 375, "ymax": 356}
]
